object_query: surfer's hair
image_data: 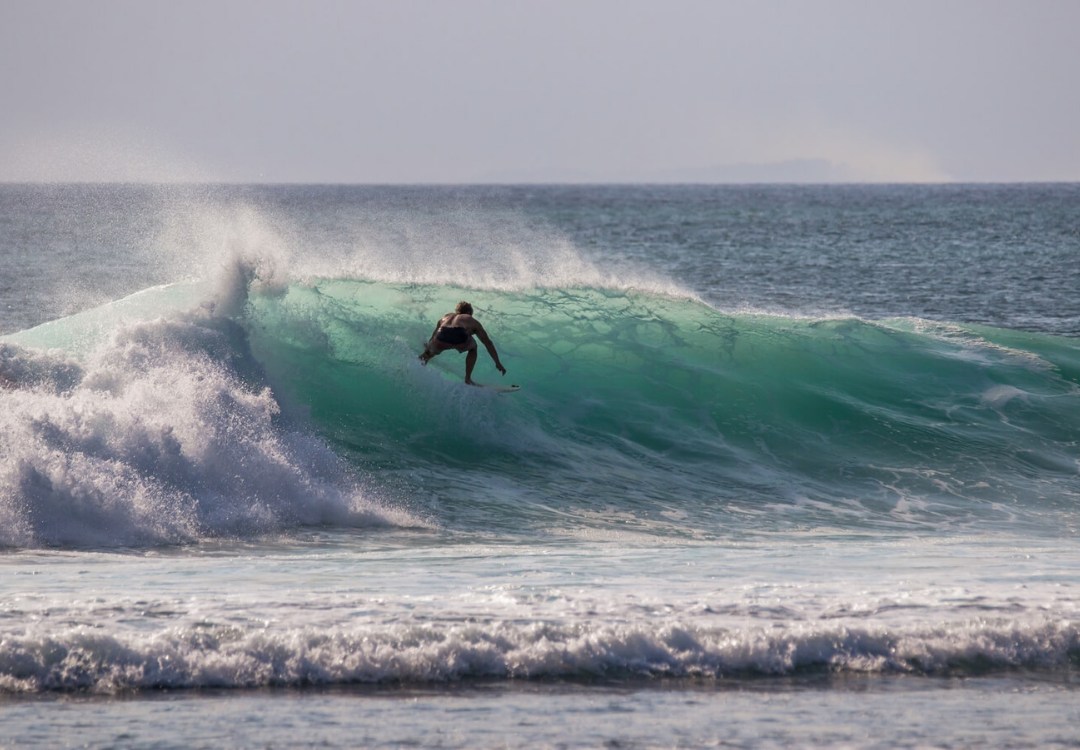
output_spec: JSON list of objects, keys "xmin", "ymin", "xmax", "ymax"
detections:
[{"xmin": 455, "ymin": 301, "xmax": 473, "ymax": 315}]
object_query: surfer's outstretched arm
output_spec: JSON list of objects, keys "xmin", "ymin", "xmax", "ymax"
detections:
[{"xmin": 474, "ymin": 324, "xmax": 506, "ymax": 375}]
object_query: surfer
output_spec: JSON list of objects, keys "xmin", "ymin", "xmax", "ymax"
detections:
[{"xmin": 419, "ymin": 301, "xmax": 507, "ymax": 385}]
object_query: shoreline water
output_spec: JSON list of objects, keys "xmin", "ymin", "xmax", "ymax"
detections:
[{"xmin": 5, "ymin": 674, "xmax": 1080, "ymax": 749}]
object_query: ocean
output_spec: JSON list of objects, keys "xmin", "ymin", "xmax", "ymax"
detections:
[{"xmin": 1, "ymin": 183, "xmax": 1078, "ymax": 748}]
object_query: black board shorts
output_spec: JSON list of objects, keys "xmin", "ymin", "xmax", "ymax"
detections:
[{"xmin": 429, "ymin": 326, "xmax": 476, "ymax": 353}]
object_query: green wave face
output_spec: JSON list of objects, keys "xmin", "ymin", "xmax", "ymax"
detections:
[{"xmin": 245, "ymin": 280, "xmax": 1080, "ymax": 536}]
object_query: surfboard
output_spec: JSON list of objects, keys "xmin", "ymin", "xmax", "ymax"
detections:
[
  {"xmin": 423, "ymin": 355, "xmax": 519, "ymax": 392},
  {"xmin": 476, "ymin": 383, "xmax": 520, "ymax": 393}
]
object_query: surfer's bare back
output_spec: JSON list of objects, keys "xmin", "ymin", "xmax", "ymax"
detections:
[{"xmin": 419, "ymin": 301, "xmax": 507, "ymax": 385}]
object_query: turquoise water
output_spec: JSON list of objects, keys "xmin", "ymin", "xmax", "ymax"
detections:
[
  {"xmin": 1, "ymin": 185, "xmax": 1079, "ymax": 747},
  {"xmin": 249, "ymin": 279, "xmax": 1080, "ymax": 535}
]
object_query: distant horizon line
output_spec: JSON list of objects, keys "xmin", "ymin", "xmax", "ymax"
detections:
[{"xmin": 3, "ymin": 179, "xmax": 1078, "ymax": 187}]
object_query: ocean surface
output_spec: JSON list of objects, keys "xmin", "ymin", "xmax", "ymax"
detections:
[{"xmin": 1, "ymin": 183, "xmax": 1079, "ymax": 748}]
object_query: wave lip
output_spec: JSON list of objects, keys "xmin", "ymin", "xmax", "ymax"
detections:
[{"xmin": 2, "ymin": 618, "xmax": 1076, "ymax": 693}]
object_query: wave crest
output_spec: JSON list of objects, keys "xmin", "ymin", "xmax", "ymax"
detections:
[{"xmin": 3, "ymin": 617, "xmax": 1076, "ymax": 693}]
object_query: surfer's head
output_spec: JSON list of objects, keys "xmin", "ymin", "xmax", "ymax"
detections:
[{"xmin": 455, "ymin": 301, "xmax": 473, "ymax": 315}]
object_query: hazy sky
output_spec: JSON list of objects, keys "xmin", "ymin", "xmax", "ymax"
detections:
[{"xmin": 2, "ymin": 0, "xmax": 1078, "ymax": 183}]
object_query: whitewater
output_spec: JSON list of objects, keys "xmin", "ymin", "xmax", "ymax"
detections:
[{"xmin": 1, "ymin": 184, "xmax": 1079, "ymax": 748}]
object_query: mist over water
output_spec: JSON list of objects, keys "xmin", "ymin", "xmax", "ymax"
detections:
[{"xmin": 6, "ymin": 183, "xmax": 1078, "ymax": 335}]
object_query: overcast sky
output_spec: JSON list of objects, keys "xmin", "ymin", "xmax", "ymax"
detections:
[{"xmin": 2, "ymin": 0, "xmax": 1078, "ymax": 183}]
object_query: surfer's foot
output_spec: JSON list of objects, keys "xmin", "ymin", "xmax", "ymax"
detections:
[{"xmin": 465, "ymin": 379, "xmax": 480, "ymax": 387}]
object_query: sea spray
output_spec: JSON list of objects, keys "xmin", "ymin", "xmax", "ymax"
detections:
[{"xmin": 0, "ymin": 308, "xmax": 415, "ymax": 549}]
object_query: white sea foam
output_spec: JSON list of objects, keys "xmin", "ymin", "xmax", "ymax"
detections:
[
  {"xmin": 0, "ymin": 312, "xmax": 417, "ymax": 549},
  {"xmin": 1, "ymin": 617, "xmax": 1075, "ymax": 693}
]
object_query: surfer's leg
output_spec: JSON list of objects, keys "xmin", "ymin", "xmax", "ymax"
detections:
[{"xmin": 464, "ymin": 348, "xmax": 478, "ymax": 384}]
